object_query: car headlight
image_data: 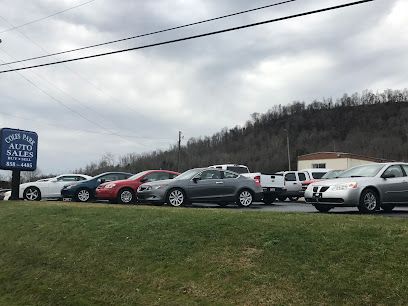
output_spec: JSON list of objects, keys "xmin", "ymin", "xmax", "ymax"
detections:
[
  {"xmin": 105, "ymin": 183, "xmax": 117, "ymax": 189},
  {"xmin": 330, "ymin": 182, "xmax": 358, "ymax": 191},
  {"xmin": 153, "ymin": 185, "xmax": 166, "ymax": 190}
]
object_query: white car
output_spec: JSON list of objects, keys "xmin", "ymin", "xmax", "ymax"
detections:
[{"xmin": 19, "ymin": 174, "xmax": 92, "ymax": 201}]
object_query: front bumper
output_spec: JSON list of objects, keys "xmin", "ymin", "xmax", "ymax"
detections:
[
  {"xmin": 137, "ymin": 189, "xmax": 167, "ymax": 203},
  {"xmin": 61, "ymin": 188, "xmax": 76, "ymax": 198},
  {"xmin": 304, "ymin": 187, "xmax": 360, "ymax": 206}
]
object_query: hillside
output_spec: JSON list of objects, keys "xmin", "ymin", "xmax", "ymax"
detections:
[{"xmin": 77, "ymin": 89, "xmax": 408, "ymax": 175}]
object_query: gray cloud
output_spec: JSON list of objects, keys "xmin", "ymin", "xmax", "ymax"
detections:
[{"xmin": 0, "ymin": 0, "xmax": 406, "ymax": 174}]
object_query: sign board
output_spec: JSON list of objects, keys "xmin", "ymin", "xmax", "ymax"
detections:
[{"xmin": 0, "ymin": 128, "xmax": 38, "ymax": 171}]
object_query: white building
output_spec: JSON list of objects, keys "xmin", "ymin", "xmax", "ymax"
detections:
[{"xmin": 297, "ymin": 152, "xmax": 393, "ymax": 171}]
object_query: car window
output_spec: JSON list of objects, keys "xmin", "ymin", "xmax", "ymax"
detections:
[
  {"xmin": 226, "ymin": 166, "xmax": 249, "ymax": 174},
  {"xmin": 77, "ymin": 176, "xmax": 88, "ymax": 181},
  {"xmin": 402, "ymin": 165, "xmax": 408, "ymax": 176},
  {"xmin": 285, "ymin": 173, "xmax": 297, "ymax": 181},
  {"xmin": 311, "ymin": 172, "xmax": 327, "ymax": 179},
  {"xmin": 298, "ymin": 172, "xmax": 307, "ymax": 181},
  {"xmin": 143, "ymin": 172, "xmax": 171, "ymax": 182},
  {"xmin": 169, "ymin": 173, "xmax": 178, "ymax": 179},
  {"xmin": 223, "ymin": 171, "xmax": 238, "ymax": 179},
  {"xmin": 101, "ymin": 174, "xmax": 125, "ymax": 182},
  {"xmin": 383, "ymin": 165, "xmax": 404, "ymax": 178},
  {"xmin": 199, "ymin": 170, "xmax": 222, "ymax": 180}
]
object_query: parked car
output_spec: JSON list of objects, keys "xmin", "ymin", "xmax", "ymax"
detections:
[
  {"xmin": 96, "ymin": 170, "xmax": 179, "ymax": 204},
  {"xmin": 19, "ymin": 174, "xmax": 92, "ymax": 201},
  {"xmin": 137, "ymin": 167, "xmax": 263, "ymax": 207},
  {"xmin": 210, "ymin": 164, "xmax": 285, "ymax": 204},
  {"xmin": 301, "ymin": 170, "xmax": 343, "ymax": 194},
  {"xmin": 276, "ymin": 169, "xmax": 330, "ymax": 201},
  {"xmin": 304, "ymin": 163, "xmax": 408, "ymax": 213},
  {"xmin": 61, "ymin": 172, "xmax": 133, "ymax": 202}
]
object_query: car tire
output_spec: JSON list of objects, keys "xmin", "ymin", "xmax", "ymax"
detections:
[
  {"xmin": 117, "ymin": 188, "xmax": 135, "ymax": 205},
  {"xmin": 358, "ymin": 188, "xmax": 380, "ymax": 213},
  {"xmin": 236, "ymin": 189, "xmax": 254, "ymax": 207},
  {"xmin": 166, "ymin": 188, "xmax": 187, "ymax": 207},
  {"xmin": 289, "ymin": 197, "xmax": 299, "ymax": 202},
  {"xmin": 278, "ymin": 196, "xmax": 287, "ymax": 202},
  {"xmin": 313, "ymin": 204, "xmax": 332, "ymax": 213},
  {"xmin": 381, "ymin": 204, "xmax": 395, "ymax": 212},
  {"xmin": 23, "ymin": 187, "xmax": 41, "ymax": 201},
  {"xmin": 263, "ymin": 195, "xmax": 275, "ymax": 205},
  {"xmin": 76, "ymin": 188, "xmax": 92, "ymax": 202}
]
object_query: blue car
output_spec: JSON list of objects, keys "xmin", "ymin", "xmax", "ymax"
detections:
[{"xmin": 61, "ymin": 172, "xmax": 133, "ymax": 202}]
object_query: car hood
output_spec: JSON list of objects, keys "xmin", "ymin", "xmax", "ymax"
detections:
[
  {"xmin": 100, "ymin": 179, "xmax": 129, "ymax": 187},
  {"xmin": 309, "ymin": 177, "xmax": 375, "ymax": 186}
]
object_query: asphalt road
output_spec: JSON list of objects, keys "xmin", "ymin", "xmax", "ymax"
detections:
[{"xmin": 190, "ymin": 201, "xmax": 408, "ymax": 218}]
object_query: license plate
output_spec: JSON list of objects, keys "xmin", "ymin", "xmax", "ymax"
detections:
[
  {"xmin": 313, "ymin": 193, "xmax": 322, "ymax": 199},
  {"xmin": 62, "ymin": 198, "xmax": 72, "ymax": 202}
]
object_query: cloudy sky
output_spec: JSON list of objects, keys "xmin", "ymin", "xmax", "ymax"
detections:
[{"xmin": 0, "ymin": 0, "xmax": 406, "ymax": 174}]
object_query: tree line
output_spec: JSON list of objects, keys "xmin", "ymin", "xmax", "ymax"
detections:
[{"xmin": 70, "ymin": 88, "xmax": 408, "ymax": 176}]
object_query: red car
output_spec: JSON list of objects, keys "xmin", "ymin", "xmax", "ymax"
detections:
[{"xmin": 95, "ymin": 170, "xmax": 179, "ymax": 204}]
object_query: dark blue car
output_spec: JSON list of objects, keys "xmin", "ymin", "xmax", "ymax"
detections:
[{"xmin": 61, "ymin": 172, "xmax": 133, "ymax": 202}]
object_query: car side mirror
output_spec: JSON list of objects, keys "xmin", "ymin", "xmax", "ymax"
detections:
[
  {"xmin": 98, "ymin": 178, "xmax": 106, "ymax": 184},
  {"xmin": 192, "ymin": 177, "xmax": 200, "ymax": 183},
  {"xmin": 382, "ymin": 173, "xmax": 396, "ymax": 179}
]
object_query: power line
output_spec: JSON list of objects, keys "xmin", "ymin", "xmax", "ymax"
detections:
[
  {"xmin": 0, "ymin": 0, "xmax": 375, "ymax": 74},
  {"xmin": 0, "ymin": 0, "xmax": 297, "ymax": 66},
  {"xmin": 0, "ymin": 14, "xmax": 153, "ymax": 126},
  {"xmin": 0, "ymin": 108, "xmax": 174, "ymax": 141},
  {"xmin": 0, "ymin": 0, "xmax": 97, "ymax": 34}
]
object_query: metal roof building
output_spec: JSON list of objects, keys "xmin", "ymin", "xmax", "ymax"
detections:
[{"xmin": 297, "ymin": 152, "xmax": 394, "ymax": 170}]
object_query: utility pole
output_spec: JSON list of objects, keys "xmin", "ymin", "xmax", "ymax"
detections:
[
  {"xmin": 177, "ymin": 131, "xmax": 182, "ymax": 172},
  {"xmin": 284, "ymin": 129, "xmax": 291, "ymax": 171}
]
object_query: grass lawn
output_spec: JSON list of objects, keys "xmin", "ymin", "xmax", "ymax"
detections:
[{"xmin": 0, "ymin": 201, "xmax": 407, "ymax": 305}]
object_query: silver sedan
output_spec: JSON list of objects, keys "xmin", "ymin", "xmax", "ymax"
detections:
[
  {"xmin": 305, "ymin": 163, "xmax": 408, "ymax": 213},
  {"xmin": 137, "ymin": 168, "xmax": 263, "ymax": 207}
]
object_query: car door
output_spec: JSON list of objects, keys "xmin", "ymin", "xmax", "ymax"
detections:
[
  {"xmin": 220, "ymin": 171, "xmax": 240, "ymax": 199},
  {"xmin": 284, "ymin": 172, "xmax": 299, "ymax": 194},
  {"xmin": 49, "ymin": 176, "xmax": 79, "ymax": 197},
  {"xmin": 188, "ymin": 170, "xmax": 224, "ymax": 201},
  {"xmin": 378, "ymin": 165, "xmax": 407, "ymax": 203}
]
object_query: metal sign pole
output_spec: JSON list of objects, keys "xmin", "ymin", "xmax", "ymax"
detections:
[{"xmin": 10, "ymin": 170, "xmax": 21, "ymax": 200}]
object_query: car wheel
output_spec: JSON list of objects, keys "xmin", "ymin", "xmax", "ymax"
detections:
[
  {"xmin": 358, "ymin": 188, "xmax": 380, "ymax": 213},
  {"xmin": 117, "ymin": 188, "xmax": 135, "ymax": 204},
  {"xmin": 278, "ymin": 196, "xmax": 287, "ymax": 202},
  {"xmin": 76, "ymin": 188, "xmax": 91, "ymax": 202},
  {"xmin": 313, "ymin": 204, "xmax": 332, "ymax": 213},
  {"xmin": 166, "ymin": 188, "xmax": 187, "ymax": 207},
  {"xmin": 263, "ymin": 195, "xmax": 275, "ymax": 205},
  {"xmin": 23, "ymin": 187, "xmax": 41, "ymax": 201},
  {"xmin": 236, "ymin": 189, "xmax": 254, "ymax": 207},
  {"xmin": 381, "ymin": 204, "xmax": 395, "ymax": 212},
  {"xmin": 289, "ymin": 197, "xmax": 299, "ymax": 202}
]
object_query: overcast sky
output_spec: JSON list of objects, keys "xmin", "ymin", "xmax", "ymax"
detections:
[{"xmin": 0, "ymin": 0, "xmax": 406, "ymax": 175}]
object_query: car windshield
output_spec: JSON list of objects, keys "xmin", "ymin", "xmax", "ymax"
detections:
[
  {"xmin": 128, "ymin": 171, "xmax": 149, "ymax": 180},
  {"xmin": 174, "ymin": 169, "xmax": 202, "ymax": 180},
  {"xmin": 321, "ymin": 170, "xmax": 343, "ymax": 179},
  {"xmin": 337, "ymin": 164, "xmax": 384, "ymax": 178}
]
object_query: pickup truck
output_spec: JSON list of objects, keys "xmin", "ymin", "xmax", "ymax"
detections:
[
  {"xmin": 209, "ymin": 164, "xmax": 285, "ymax": 204},
  {"xmin": 276, "ymin": 169, "xmax": 330, "ymax": 201}
]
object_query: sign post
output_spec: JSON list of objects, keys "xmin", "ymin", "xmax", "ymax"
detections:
[{"xmin": 0, "ymin": 128, "xmax": 38, "ymax": 200}]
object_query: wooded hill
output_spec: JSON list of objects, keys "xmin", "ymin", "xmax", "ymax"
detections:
[{"xmin": 77, "ymin": 89, "xmax": 408, "ymax": 175}]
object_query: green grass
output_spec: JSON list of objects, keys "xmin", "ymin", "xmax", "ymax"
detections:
[{"xmin": 0, "ymin": 201, "xmax": 407, "ymax": 305}]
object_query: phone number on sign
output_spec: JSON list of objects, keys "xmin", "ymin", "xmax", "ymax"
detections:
[{"xmin": 6, "ymin": 162, "xmax": 33, "ymax": 168}]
